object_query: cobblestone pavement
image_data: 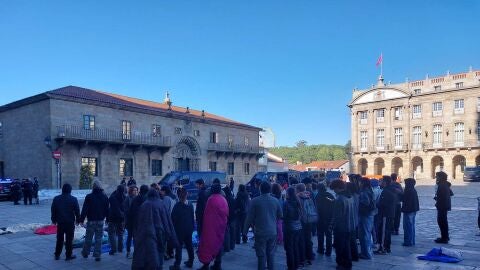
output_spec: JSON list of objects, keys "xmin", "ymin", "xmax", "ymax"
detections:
[{"xmin": 0, "ymin": 180, "xmax": 479, "ymax": 270}]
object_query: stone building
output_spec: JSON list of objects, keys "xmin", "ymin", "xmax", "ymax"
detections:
[
  {"xmin": 0, "ymin": 86, "xmax": 263, "ymax": 189},
  {"xmin": 349, "ymin": 68, "xmax": 480, "ymax": 180}
]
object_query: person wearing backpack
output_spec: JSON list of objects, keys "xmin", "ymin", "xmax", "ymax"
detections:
[
  {"xmin": 235, "ymin": 184, "xmax": 250, "ymax": 244},
  {"xmin": 315, "ymin": 183, "xmax": 335, "ymax": 256},
  {"xmin": 296, "ymin": 183, "xmax": 317, "ymax": 266},
  {"xmin": 358, "ymin": 178, "xmax": 376, "ymax": 259}
]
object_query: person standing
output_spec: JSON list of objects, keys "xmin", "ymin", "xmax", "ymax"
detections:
[
  {"xmin": 315, "ymin": 183, "xmax": 335, "ymax": 257},
  {"xmin": 229, "ymin": 177, "xmax": 235, "ymax": 192},
  {"xmin": 271, "ymin": 183, "xmax": 284, "ymax": 245},
  {"xmin": 375, "ymin": 176, "xmax": 397, "ymax": 255},
  {"xmin": 22, "ymin": 178, "xmax": 34, "ymax": 205},
  {"xmin": 107, "ymin": 185, "xmax": 126, "ymax": 255},
  {"xmin": 434, "ymin": 171, "xmax": 453, "ymax": 244},
  {"xmin": 120, "ymin": 177, "xmax": 127, "ymax": 186},
  {"xmin": 80, "ymin": 180, "xmax": 109, "ymax": 262},
  {"xmin": 132, "ymin": 189, "xmax": 179, "ymax": 270},
  {"xmin": 11, "ymin": 179, "xmax": 21, "ymax": 205},
  {"xmin": 33, "ymin": 177, "xmax": 40, "ymax": 204},
  {"xmin": 234, "ymin": 184, "xmax": 250, "ymax": 244},
  {"xmin": 390, "ymin": 173, "xmax": 404, "ymax": 235},
  {"xmin": 198, "ymin": 184, "xmax": 229, "ymax": 270},
  {"xmin": 51, "ymin": 183, "xmax": 80, "ymax": 261},
  {"xmin": 401, "ymin": 178, "xmax": 419, "ymax": 246},
  {"xmin": 123, "ymin": 185, "xmax": 138, "ymax": 258},
  {"xmin": 127, "ymin": 176, "xmax": 136, "ymax": 187},
  {"xmin": 283, "ymin": 187, "xmax": 303, "ymax": 270},
  {"xmin": 358, "ymin": 178, "xmax": 376, "ymax": 259},
  {"xmin": 331, "ymin": 180, "xmax": 355, "ymax": 270},
  {"xmin": 296, "ymin": 183, "xmax": 317, "ymax": 266},
  {"xmin": 223, "ymin": 185, "xmax": 237, "ymax": 252},
  {"xmin": 126, "ymin": 185, "xmax": 149, "ymax": 258},
  {"xmin": 346, "ymin": 182, "xmax": 360, "ymax": 262},
  {"xmin": 244, "ymin": 181, "xmax": 283, "ymax": 270},
  {"xmin": 170, "ymin": 188, "xmax": 195, "ymax": 270},
  {"xmin": 195, "ymin": 179, "xmax": 208, "ymax": 238}
]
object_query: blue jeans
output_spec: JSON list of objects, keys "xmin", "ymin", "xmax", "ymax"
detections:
[
  {"xmin": 358, "ymin": 215, "xmax": 373, "ymax": 259},
  {"xmin": 254, "ymin": 234, "xmax": 277, "ymax": 270},
  {"xmin": 403, "ymin": 212, "xmax": 416, "ymax": 246}
]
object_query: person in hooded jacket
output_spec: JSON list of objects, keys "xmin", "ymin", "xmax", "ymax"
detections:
[
  {"xmin": 358, "ymin": 178, "xmax": 376, "ymax": 259},
  {"xmin": 374, "ymin": 176, "xmax": 397, "ymax": 255},
  {"xmin": 401, "ymin": 178, "xmax": 419, "ymax": 246},
  {"xmin": 127, "ymin": 184, "xmax": 149, "ymax": 257},
  {"xmin": 223, "ymin": 185, "xmax": 236, "ymax": 252},
  {"xmin": 434, "ymin": 171, "xmax": 454, "ymax": 244},
  {"xmin": 390, "ymin": 173, "xmax": 404, "ymax": 235},
  {"xmin": 108, "ymin": 184, "xmax": 126, "ymax": 255},
  {"xmin": 370, "ymin": 179, "xmax": 382, "ymax": 247},
  {"xmin": 346, "ymin": 181, "xmax": 360, "ymax": 262},
  {"xmin": 11, "ymin": 179, "xmax": 22, "ymax": 205},
  {"xmin": 80, "ymin": 180, "xmax": 109, "ymax": 262},
  {"xmin": 160, "ymin": 185, "xmax": 176, "ymax": 260},
  {"xmin": 315, "ymin": 183, "xmax": 335, "ymax": 256},
  {"xmin": 124, "ymin": 185, "xmax": 138, "ymax": 258},
  {"xmin": 195, "ymin": 179, "xmax": 208, "ymax": 239},
  {"xmin": 132, "ymin": 189, "xmax": 179, "ymax": 270},
  {"xmin": 331, "ymin": 179, "xmax": 355, "ymax": 270},
  {"xmin": 235, "ymin": 184, "xmax": 250, "ymax": 244},
  {"xmin": 283, "ymin": 187, "xmax": 302, "ymax": 270},
  {"xmin": 170, "ymin": 187, "xmax": 195, "ymax": 270},
  {"xmin": 296, "ymin": 183, "xmax": 316, "ymax": 266}
]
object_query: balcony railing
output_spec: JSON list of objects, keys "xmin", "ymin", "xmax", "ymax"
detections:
[
  {"xmin": 56, "ymin": 125, "xmax": 171, "ymax": 147},
  {"xmin": 208, "ymin": 142, "xmax": 264, "ymax": 154}
]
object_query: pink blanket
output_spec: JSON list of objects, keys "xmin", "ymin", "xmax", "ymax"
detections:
[{"xmin": 198, "ymin": 194, "xmax": 229, "ymax": 264}]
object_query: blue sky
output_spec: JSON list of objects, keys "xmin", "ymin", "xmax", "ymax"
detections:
[{"xmin": 0, "ymin": 1, "xmax": 478, "ymax": 146}]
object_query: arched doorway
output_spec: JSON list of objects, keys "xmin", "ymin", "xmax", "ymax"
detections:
[
  {"xmin": 452, "ymin": 155, "xmax": 466, "ymax": 180},
  {"xmin": 374, "ymin": 158, "xmax": 385, "ymax": 175},
  {"xmin": 476, "ymin": 155, "xmax": 480, "ymax": 166},
  {"xmin": 173, "ymin": 136, "xmax": 201, "ymax": 171},
  {"xmin": 411, "ymin": 156, "xmax": 423, "ymax": 179},
  {"xmin": 357, "ymin": 158, "xmax": 368, "ymax": 175},
  {"xmin": 431, "ymin": 156, "xmax": 444, "ymax": 179},
  {"xmin": 391, "ymin": 157, "xmax": 403, "ymax": 176}
]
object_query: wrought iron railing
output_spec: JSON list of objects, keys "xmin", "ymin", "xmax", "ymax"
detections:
[
  {"xmin": 208, "ymin": 142, "xmax": 264, "ymax": 154},
  {"xmin": 56, "ymin": 125, "xmax": 171, "ymax": 147}
]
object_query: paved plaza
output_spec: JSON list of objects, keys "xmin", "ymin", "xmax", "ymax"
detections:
[{"xmin": 0, "ymin": 179, "xmax": 479, "ymax": 270}]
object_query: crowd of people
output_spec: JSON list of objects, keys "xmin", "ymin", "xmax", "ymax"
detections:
[
  {"xmin": 49, "ymin": 171, "xmax": 458, "ymax": 270},
  {"xmin": 10, "ymin": 177, "xmax": 40, "ymax": 205}
]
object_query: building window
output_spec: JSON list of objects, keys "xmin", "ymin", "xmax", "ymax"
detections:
[
  {"xmin": 360, "ymin": 131, "xmax": 368, "ymax": 150},
  {"xmin": 83, "ymin": 115, "xmax": 95, "ymax": 130},
  {"xmin": 194, "ymin": 130, "xmax": 200, "ymax": 137},
  {"xmin": 454, "ymin": 122, "xmax": 464, "ymax": 146},
  {"xmin": 376, "ymin": 129, "xmax": 385, "ymax": 149},
  {"xmin": 152, "ymin": 124, "xmax": 161, "ymax": 137},
  {"xmin": 122, "ymin": 121, "xmax": 131, "ymax": 140},
  {"xmin": 359, "ymin": 111, "xmax": 368, "ymax": 124},
  {"xmin": 81, "ymin": 157, "xmax": 98, "ymax": 176},
  {"xmin": 151, "ymin": 160, "xmax": 162, "ymax": 176},
  {"xmin": 394, "ymin": 107, "xmax": 403, "ymax": 120},
  {"xmin": 227, "ymin": 162, "xmax": 235, "ymax": 175},
  {"xmin": 209, "ymin": 161, "xmax": 217, "ymax": 171},
  {"xmin": 120, "ymin": 158, "xmax": 133, "ymax": 176},
  {"xmin": 412, "ymin": 105, "xmax": 422, "ymax": 119},
  {"xmin": 455, "ymin": 82, "xmax": 464, "ymax": 89},
  {"xmin": 376, "ymin": 109, "xmax": 385, "ymax": 123},
  {"xmin": 477, "ymin": 121, "xmax": 480, "ymax": 141},
  {"xmin": 244, "ymin": 163, "xmax": 250, "ymax": 175},
  {"xmin": 413, "ymin": 126, "xmax": 422, "ymax": 149},
  {"xmin": 434, "ymin": 85, "xmax": 441, "ymax": 91},
  {"xmin": 210, "ymin": 132, "xmax": 218, "ymax": 143},
  {"xmin": 175, "ymin": 127, "xmax": 182, "ymax": 134},
  {"xmin": 432, "ymin": 102, "xmax": 443, "ymax": 117},
  {"xmin": 433, "ymin": 124, "xmax": 442, "ymax": 147},
  {"xmin": 454, "ymin": 99, "xmax": 464, "ymax": 114},
  {"xmin": 414, "ymin": 89, "xmax": 421, "ymax": 95},
  {"xmin": 394, "ymin": 128, "xmax": 403, "ymax": 148},
  {"xmin": 244, "ymin": 136, "xmax": 249, "ymax": 146},
  {"xmin": 228, "ymin": 135, "xmax": 234, "ymax": 146}
]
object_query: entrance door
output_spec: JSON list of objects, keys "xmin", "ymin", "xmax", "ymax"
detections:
[
  {"xmin": 0, "ymin": 161, "xmax": 3, "ymax": 178},
  {"xmin": 177, "ymin": 158, "xmax": 191, "ymax": 171}
]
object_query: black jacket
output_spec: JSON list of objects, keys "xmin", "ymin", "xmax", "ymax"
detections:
[
  {"xmin": 128, "ymin": 194, "xmax": 147, "ymax": 231},
  {"xmin": 359, "ymin": 187, "xmax": 375, "ymax": 217},
  {"xmin": 223, "ymin": 187, "xmax": 236, "ymax": 223},
  {"xmin": 378, "ymin": 185, "xmax": 398, "ymax": 218},
  {"xmin": 123, "ymin": 195, "xmax": 136, "ymax": 229},
  {"xmin": 21, "ymin": 180, "xmax": 33, "ymax": 192},
  {"xmin": 283, "ymin": 199, "xmax": 302, "ymax": 231},
  {"xmin": 51, "ymin": 193, "xmax": 80, "ymax": 224},
  {"xmin": 435, "ymin": 181, "xmax": 453, "ymax": 211},
  {"xmin": 402, "ymin": 179, "xmax": 419, "ymax": 213},
  {"xmin": 315, "ymin": 190, "xmax": 335, "ymax": 226},
  {"xmin": 332, "ymin": 191, "xmax": 356, "ymax": 233},
  {"xmin": 391, "ymin": 182, "xmax": 404, "ymax": 205},
  {"xmin": 108, "ymin": 190, "xmax": 126, "ymax": 223},
  {"xmin": 171, "ymin": 201, "xmax": 195, "ymax": 238},
  {"xmin": 80, "ymin": 188, "xmax": 109, "ymax": 222},
  {"xmin": 235, "ymin": 191, "xmax": 250, "ymax": 216},
  {"xmin": 195, "ymin": 187, "xmax": 208, "ymax": 223}
]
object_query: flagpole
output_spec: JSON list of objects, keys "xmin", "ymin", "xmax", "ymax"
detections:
[{"xmin": 380, "ymin": 52, "xmax": 383, "ymax": 77}]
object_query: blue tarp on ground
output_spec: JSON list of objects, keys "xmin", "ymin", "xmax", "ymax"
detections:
[{"xmin": 417, "ymin": 248, "xmax": 462, "ymax": 263}]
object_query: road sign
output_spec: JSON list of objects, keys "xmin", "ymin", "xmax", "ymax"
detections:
[{"xmin": 52, "ymin": 151, "xmax": 61, "ymax": 159}]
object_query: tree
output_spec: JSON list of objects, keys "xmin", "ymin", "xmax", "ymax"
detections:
[
  {"xmin": 79, "ymin": 165, "xmax": 94, "ymax": 189},
  {"xmin": 269, "ymin": 143, "xmax": 348, "ymax": 164},
  {"xmin": 296, "ymin": 140, "xmax": 308, "ymax": 148}
]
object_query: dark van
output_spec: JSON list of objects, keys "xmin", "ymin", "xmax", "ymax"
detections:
[
  {"xmin": 463, "ymin": 166, "xmax": 480, "ymax": 182},
  {"xmin": 246, "ymin": 171, "xmax": 299, "ymax": 196},
  {"xmin": 325, "ymin": 170, "xmax": 342, "ymax": 183},
  {"xmin": 159, "ymin": 171, "xmax": 227, "ymax": 201}
]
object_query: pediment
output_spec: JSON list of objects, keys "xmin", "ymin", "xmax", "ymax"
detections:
[{"xmin": 350, "ymin": 87, "xmax": 410, "ymax": 105}]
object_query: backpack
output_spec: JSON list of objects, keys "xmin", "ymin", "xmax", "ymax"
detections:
[{"xmin": 301, "ymin": 196, "xmax": 318, "ymax": 224}]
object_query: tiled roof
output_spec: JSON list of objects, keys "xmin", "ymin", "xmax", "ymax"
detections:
[
  {"xmin": 45, "ymin": 86, "xmax": 261, "ymax": 130},
  {"xmin": 290, "ymin": 160, "xmax": 349, "ymax": 171}
]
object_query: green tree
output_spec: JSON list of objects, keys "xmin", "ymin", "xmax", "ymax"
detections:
[
  {"xmin": 79, "ymin": 165, "xmax": 94, "ymax": 189},
  {"xmin": 269, "ymin": 143, "xmax": 348, "ymax": 164}
]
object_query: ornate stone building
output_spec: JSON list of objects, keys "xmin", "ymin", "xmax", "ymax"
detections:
[
  {"xmin": 349, "ymin": 68, "xmax": 480, "ymax": 180},
  {"xmin": 0, "ymin": 86, "xmax": 263, "ymax": 189}
]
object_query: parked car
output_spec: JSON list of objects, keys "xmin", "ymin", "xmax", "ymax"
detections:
[
  {"xmin": 159, "ymin": 171, "xmax": 227, "ymax": 201},
  {"xmin": 463, "ymin": 166, "xmax": 480, "ymax": 182},
  {"xmin": 0, "ymin": 178, "xmax": 12, "ymax": 200}
]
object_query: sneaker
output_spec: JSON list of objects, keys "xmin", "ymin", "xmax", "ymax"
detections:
[
  {"xmin": 359, "ymin": 255, "xmax": 372, "ymax": 260},
  {"xmin": 385, "ymin": 249, "xmax": 391, "ymax": 254},
  {"xmin": 95, "ymin": 257, "xmax": 101, "ymax": 262},
  {"xmin": 66, "ymin": 255, "xmax": 77, "ymax": 261},
  {"xmin": 434, "ymin": 238, "xmax": 449, "ymax": 244},
  {"xmin": 54, "ymin": 255, "xmax": 60, "ymax": 260},
  {"xmin": 374, "ymin": 249, "xmax": 387, "ymax": 255}
]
